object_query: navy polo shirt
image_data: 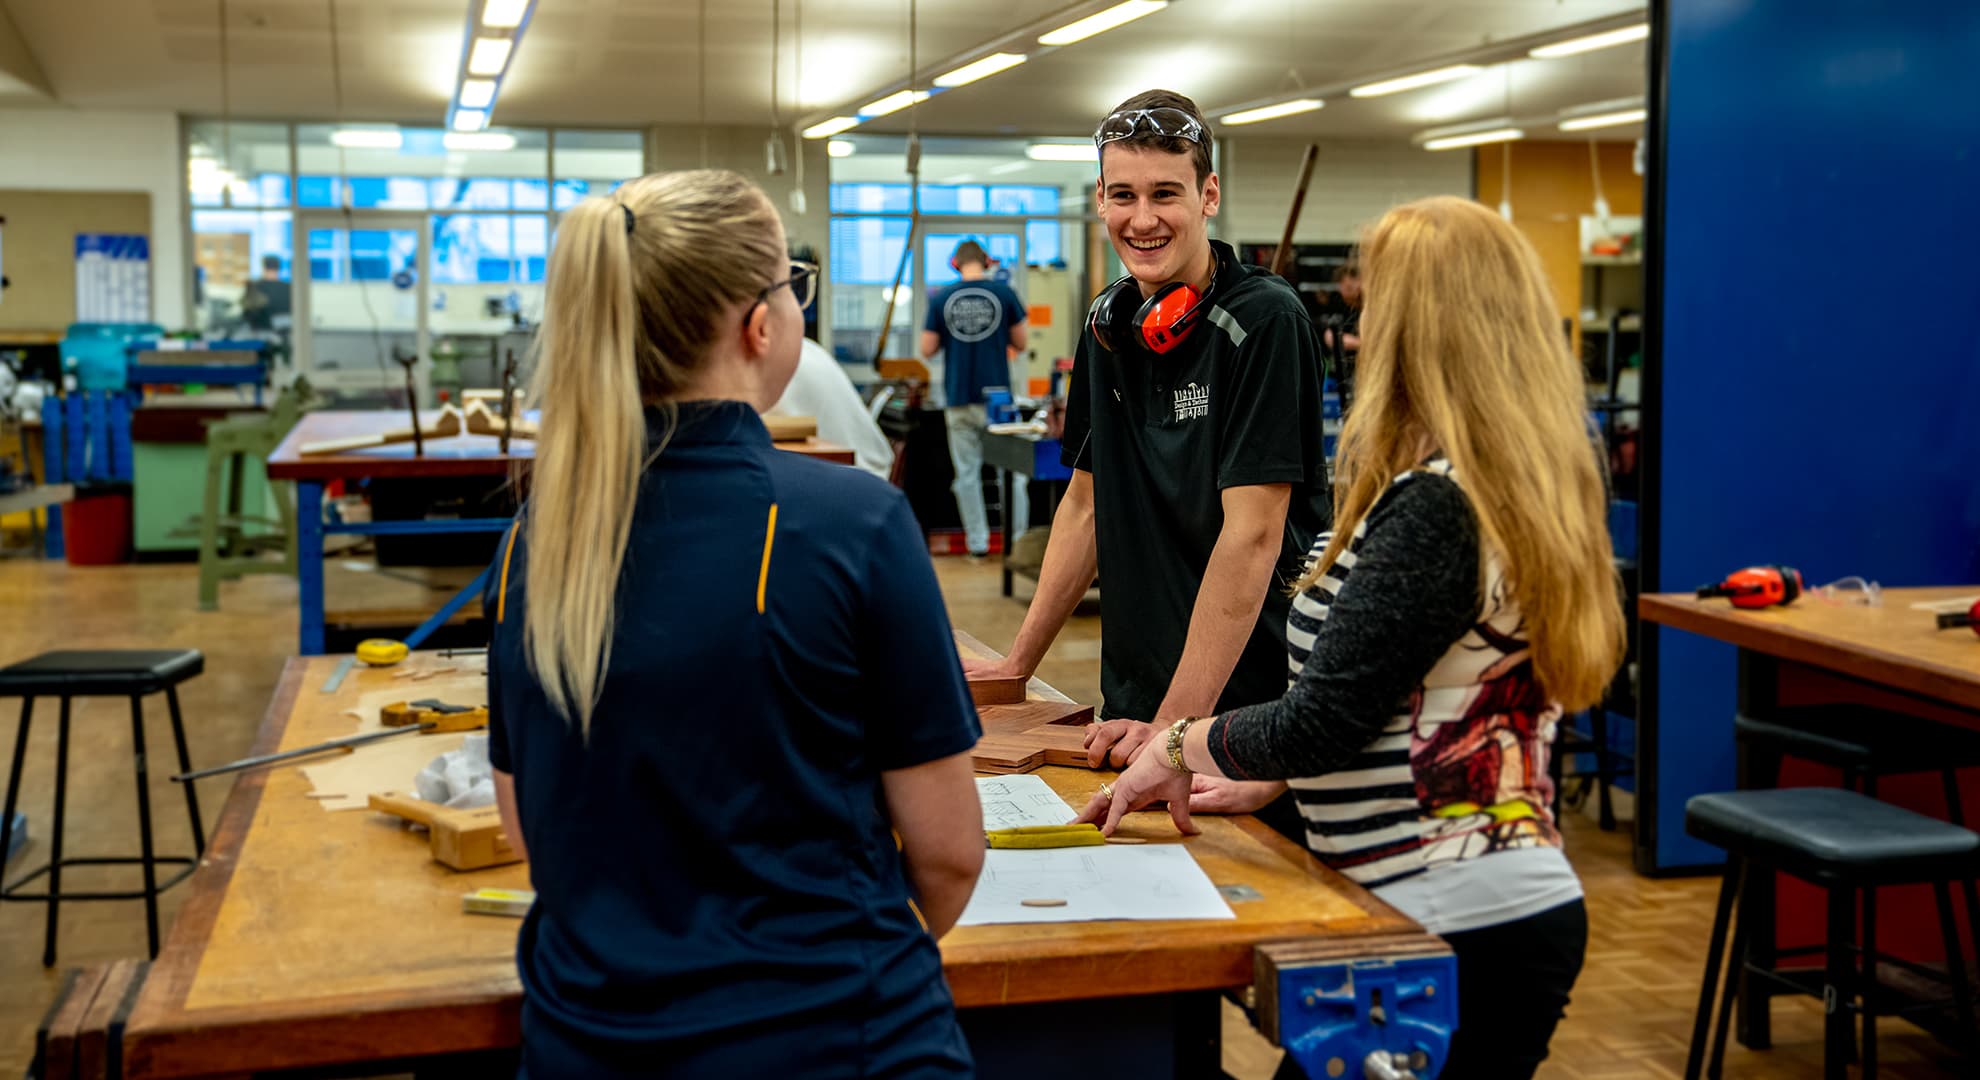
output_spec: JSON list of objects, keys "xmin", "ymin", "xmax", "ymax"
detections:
[
  {"xmin": 485, "ymin": 400, "xmax": 979, "ymax": 1071},
  {"xmin": 926, "ymin": 279, "xmax": 1025, "ymax": 407}
]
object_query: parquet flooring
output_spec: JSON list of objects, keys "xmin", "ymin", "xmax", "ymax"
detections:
[{"xmin": 0, "ymin": 548, "xmax": 1969, "ymax": 1077}]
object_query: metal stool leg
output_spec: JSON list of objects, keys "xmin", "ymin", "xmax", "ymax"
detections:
[
  {"xmin": 1708, "ymin": 861, "xmax": 1750, "ymax": 1079},
  {"xmin": 1940, "ymin": 767, "xmax": 1980, "ymax": 992},
  {"xmin": 129, "ymin": 695, "xmax": 160, "ymax": 958},
  {"xmin": 1687, "ymin": 856, "xmax": 1741, "ymax": 1079},
  {"xmin": 1934, "ymin": 879, "xmax": 1978, "ymax": 1061},
  {"xmin": 1824, "ymin": 884, "xmax": 1857, "ymax": 1080},
  {"xmin": 45, "ymin": 697, "xmax": 71, "ymax": 967},
  {"xmin": 164, "ymin": 688, "xmax": 204, "ymax": 855},
  {"xmin": 1862, "ymin": 884, "xmax": 1878, "ymax": 1079},
  {"xmin": 2, "ymin": 698, "xmax": 31, "ymax": 888}
]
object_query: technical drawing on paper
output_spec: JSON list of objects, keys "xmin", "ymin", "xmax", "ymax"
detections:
[
  {"xmin": 975, "ymin": 775, "xmax": 1077, "ymax": 831},
  {"xmin": 958, "ymin": 845, "xmax": 1238, "ymax": 926},
  {"xmin": 969, "ymin": 851, "xmax": 1107, "ymax": 906}
]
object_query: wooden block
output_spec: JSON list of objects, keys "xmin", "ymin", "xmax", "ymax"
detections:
[
  {"xmin": 969, "ymin": 735, "xmax": 1046, "ymax": 774},
  {"xmin": 369, "ymin": 791, "xmax": 523, "ymax": 871},
  {"xmin": 970, "ymin": 697, "xmax": 1096, "ymax": 774},
  {"xmin": 36, "ymin": 965, "xmax": 110, "ymax": 1080},
  {"xmin": 75, "ymin": 959, "xmax": 148, "ymax": 1080},
  {"xmin": 953, "ymin": 628, "xmax": 1027, "ymax": 706},
  {"xmin": 761, "ymin": 414, "xmax": 818, "ymax": 442}
]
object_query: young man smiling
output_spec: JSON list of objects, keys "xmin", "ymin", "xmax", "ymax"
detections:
[{"xmin": 968, "ymin": 90, "xmax": 1331, "ymax": 798}]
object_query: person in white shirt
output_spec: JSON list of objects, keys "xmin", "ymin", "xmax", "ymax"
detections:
[{"xmin": 766, "ymin": 338, "xmax": 895, "ymax": 480}]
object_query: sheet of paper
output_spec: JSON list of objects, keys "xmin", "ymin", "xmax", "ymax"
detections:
[
  {"xmin": 976, "ymin": 774, "xmax": 1078, "ymax": 831},
  {"xmin": 957, "ymin": 844, "xmax": 1237, "ymax": 926}
]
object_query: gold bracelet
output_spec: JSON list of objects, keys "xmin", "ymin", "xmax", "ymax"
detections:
[{"xmin": 1166, "ymin": 717, "xmax": 1199, "ymax": 773}]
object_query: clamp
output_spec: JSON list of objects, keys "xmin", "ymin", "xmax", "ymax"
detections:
[{"xmin": 1255, "ymin": 934, "xmax": 1458, "ymax": 1079}]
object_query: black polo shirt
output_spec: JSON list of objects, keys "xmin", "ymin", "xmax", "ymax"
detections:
[{"xmin": 1062, "ymin": 240, "xmax": 1332, "ymax": 721}]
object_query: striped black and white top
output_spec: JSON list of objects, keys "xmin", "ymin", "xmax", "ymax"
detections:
[{"xmin": 1206, "ymin": 459, "xmax": 1575, "ymax": 908}]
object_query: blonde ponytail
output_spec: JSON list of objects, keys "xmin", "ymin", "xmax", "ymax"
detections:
[{"xmin": 523, "ymin": 170, "xmax": 785, "ymax": 731}]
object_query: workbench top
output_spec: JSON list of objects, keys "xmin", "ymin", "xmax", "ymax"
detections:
[{"xmin": 122, "ymin": 653, "xmax": 1415, "ymax": 1078}]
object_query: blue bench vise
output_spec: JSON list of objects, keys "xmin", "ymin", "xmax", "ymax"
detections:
[{"xmin": 1256, "ymin": 934, "xmax": 1458, "ymax": 1079}]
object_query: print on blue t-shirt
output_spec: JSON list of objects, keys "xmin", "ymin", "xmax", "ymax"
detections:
[{"xmin": 926, "ymin": 279, "xmax": 1023, "ymax": 406}]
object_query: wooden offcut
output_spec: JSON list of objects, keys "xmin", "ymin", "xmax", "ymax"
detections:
[
  {"xmin": 955, "ymin": 632, "xmax": 1095, "ymax": 773},
  {"xmin": 953, "ymin": 629, "xmax": 1027, "ymax": 706},
  {"xmin": 368, "ymin": 791, "xmax": 522, "ymax": 871},
  {"xmin": 761, "ymin": 414, "xmax": 818, "ymax": 442}
]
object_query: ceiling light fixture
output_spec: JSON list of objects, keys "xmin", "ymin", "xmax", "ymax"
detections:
[
  {"xmin": 451, "ymin": 109, "xmax": 489, "ymax": 132},
  {"xmin": 467, "ymin": 37, "xmax": 513, "ymax": 76},
  {"xmin": 481, "ymin": 0, "xmax": 530, "ymax": 29},
  {"xmin": 444, "ymin": 131, "xmax": 518, "ymax": 151},
  {"xmin": 1350, "ymin": 64, "xmax": 1483, "ymax": 98},
  {"xmin": 1530, "ymin": 24, "xmax": 1648, "ymax": 59},
  {"xmin": 1222, "ymin": 99, "xmax": 1323, "ymax": 126},
  {"xmin": 331, "ymin": 128, "xmax": 405, "ymax": 149},
  {"xmin": 1026, "ymin": 143, "xmax": 1099, "ymax": 162},
  {"xmin": 827, "ymin": 140, "xmax": 856, "ymax": 158},
  {"xmin": 1422, "ymin": 127, "xmax": 1524, "ymax": 151},
  {"xmin": 933, "ymin": 52, "xmax": 1027, "ymax": 88},
  {"xmin": 859, "ymin": 89, "xmax": 931, "ymax": 118},
  {"xmin": 802, "ymin": 116, "xmax": 861, "ymax": 139},
  {"xmin": 1559, "ymin": 108, "xmax": 1648, "ymax": 131},
  {"xmin": 457, "ymin": 79, "xmax": 497, "ymax": 109},
  {"xmin": 1039, "ymin": 1, "xmax": 1168, "ymax": 47}
]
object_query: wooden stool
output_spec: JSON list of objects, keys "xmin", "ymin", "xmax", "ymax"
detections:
[
  {"xmin": 1685, "ymin": 787, "xmax": 1980, "ymax": 1079},
  {"xmin": 0, "ymin": 650, "xmax": 206, "ymax": 965}
]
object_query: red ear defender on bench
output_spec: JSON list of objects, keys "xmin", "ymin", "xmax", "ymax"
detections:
[
  {"xmin": 1696, "ymin": 565, "xmax": 1804, "ymax": 609},
  {"xmin": 1936, "ymin": 599, "xmax": 1980, "ymax": 637}
]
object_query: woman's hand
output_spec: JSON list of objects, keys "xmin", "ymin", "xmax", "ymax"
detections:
[
  {"xmin": 1187, "ymin": 776, "xmax": 1288, "ymax": 816},
  {"xmin": 1072, "ymin": 734, "xmax": 1197, "ymax": 837},
  {"xmin": 1083, "ymin": 718, "xmax": 1158, "ymax": 768}
]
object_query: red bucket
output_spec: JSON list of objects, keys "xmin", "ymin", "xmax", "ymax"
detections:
[{"xmin": 64, "ymin": 492, "xmax": 134, "ymax": 565}]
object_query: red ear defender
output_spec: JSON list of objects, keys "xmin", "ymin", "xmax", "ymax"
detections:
[
  {"xmin": 1696, "ymin": 565, "xmax": 1804, "ymax": 609},
  {"xmin": 1137, "ymin": 282, "xmax": 1205, "ymax": 354}
]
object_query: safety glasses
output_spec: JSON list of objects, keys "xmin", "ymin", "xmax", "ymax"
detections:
[
  {"xmin": 756, "ymin": 260, "xmax": 819, "ymax": 313},
  {"xmin": 1093, "ymin": 107, "xmax": 1207, "ymax": 149}
]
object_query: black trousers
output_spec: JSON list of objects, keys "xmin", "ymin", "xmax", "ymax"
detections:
[{"xmin": 1276, "ymin": 898, "xmax": 1587, "ymax": 1080}]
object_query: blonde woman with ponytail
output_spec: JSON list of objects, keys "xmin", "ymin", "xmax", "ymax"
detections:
[
  {"xmin": 484, "ymin": 171, "xmax": 983, "ymax": 1078},
  {"xmin": 1081, "ymin": 196, "xmax": 1625, "ymax": 1079}
]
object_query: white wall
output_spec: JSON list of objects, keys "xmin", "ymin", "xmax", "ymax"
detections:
[
  {"xmin": 0, "ymin": 107, "xmax": 185, "ymax": 325},
  {"xmin": 1217, "ymin": 136, "xmax": 1473, "ymax": 246}
]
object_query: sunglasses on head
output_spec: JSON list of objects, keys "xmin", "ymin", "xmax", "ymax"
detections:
[{"xmin": 1093, "ymin": 107, "xmax": 1208, "ymax": 150}]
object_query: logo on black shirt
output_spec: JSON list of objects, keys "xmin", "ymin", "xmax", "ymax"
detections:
[
  {"xmin": 1174, "ymin": 382, "xmax": 1209, "ymax": 421},
  {"xmin": 943, "ymin": 288, "xmax": 1003, "ymax": 344}
]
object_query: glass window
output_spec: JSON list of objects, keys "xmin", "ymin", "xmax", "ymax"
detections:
[
  {"xmin": 514, "ymin": 216, "xmax": 548, "ymax": 283},
  {"xmin": 990, "ymin": 185, "xmax": 1059, "ymax": 216},
  {"xmin": 348, "ymin": 177, "xmax": 430, "ymax": 210},
  {"xmin": 831, "ymin": 182, "xmax": 913, "ymax": 214},
  {"xmin": 186, "ymin": 120, "xmax": 293, "ymax": 211},
  {"xmin": 433, "ymin": 215, "xmax": 519, "ymax": 284},
  {"xmin": 924, "ymin": 233, "xmax": 1023, "ymax": 288},
  {"xmin": 1026, "ymin": 220, "xmax": 1064, "ymax": 267},
  {"xmin": 430, "ymin": 178, "xmax": 515, "ymax": 211},
  {"xmin": 829, "ymin": 217, "xmax": 913, "ymax": 285},
  {"xmin": 307, "ymin": 229, "xmax": 347, "ymax": 284},
  {"xmin": 515, "ymin": 179, "xmax": 550, "ymax": 211}
]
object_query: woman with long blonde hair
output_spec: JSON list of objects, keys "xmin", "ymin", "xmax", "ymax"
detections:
[
  {"xmin": 1082, "ymin": 195, "xmax": 1624, "ymax": 1078},
  {"xmin": 484, "ymin": 170, "xmax": 984, "ymax": 1077}
]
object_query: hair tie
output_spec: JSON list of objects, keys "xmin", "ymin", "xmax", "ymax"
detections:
[{"xmin": 620, "ymin": 203, "xmax": 635, "ymax": 236}]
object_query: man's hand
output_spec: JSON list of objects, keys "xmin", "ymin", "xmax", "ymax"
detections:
[
  {"xmin": 1187, "ymin": 776, "xmax": 1287, "ymax": 816},
  {"xmin": 1071, "ymin": 736, "xmax": 1196, "ymax": 837},
  {"xmin": 961, "ymin": 655, "xmax": 1029, "ymax": 681},
  {"xmin": 1084, "ymin": 718, "xmax": 1158, "ymax": 768}
]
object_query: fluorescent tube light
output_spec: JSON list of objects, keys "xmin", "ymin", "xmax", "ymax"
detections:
[
  {"xmin": 802, "ymin": 116, "xmax": 861, "ymax": 139},
  {"xmin": 481, "ymin": 0, "xmax": 530, "ymax": 29},
  {"xmin": 1530, "ymin": 24, "xmax": 1648, "ymax": 59},
  {"xmin": 1559, "ymin": 108, "xmax": 1647, "ymax": 131},
  {"xmin": 1039, "ymin": 1, "xmax": 1167, "ymax": 46},
  {"xmin": 859, "ymin": 90, "xmax": 931, "ymax": 118},
  {"xmin": 444, "ymin": 132, "xmax": 517, "ymax": 151},
  {"xmin": 827, "ymin": 140, "xmax": 856, "ymax": 158},
  {"xmin": 1222, "ymin": 99, "xmax": 1323, "ymax": 126},
  {"xmin": 468, "ymin": 37, "xmax": 513, "ymax": 76},
  {"xmin": 331, "ymin": 128, "xmax": 404, "ymax": 149},
  {"xmin": 458, "ymin": 79, "xmax": 497, "ymax": 109},
  {"xmin": 1027, "ymin": 143, "xmax": 1099, "ymax": 162},
  {"xmin": 1350, "ymin": 64, "xmax": 1483, "ymax": 98},
  {"xmin": 451, "ymin": 109, "xmax": 489, "ymax": 132},
  {"xmin": 1422, "ymin": 128, "xmax": 1524, "ymax": 151},
  {"xmin": 934, "ymin": 52, "xmax": 1027, "ymax": 88}
]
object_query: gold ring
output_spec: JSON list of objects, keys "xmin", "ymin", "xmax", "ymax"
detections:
[{"xmin": 1098, "ymin": 782, "xmax": 1115, "ymax": 800}]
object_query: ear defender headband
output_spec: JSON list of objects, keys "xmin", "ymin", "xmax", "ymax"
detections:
[
  {"xmin": 950, "ymin": 239, "xmax": 995, "ymax": 273},
  {"xmin": 1086, "ymin": 245, "xmax": 1224, "ymax": 356}
]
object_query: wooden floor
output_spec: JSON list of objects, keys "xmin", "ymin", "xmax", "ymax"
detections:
[{"xmin": 0, "ymin": 551, "xmax": 1969, "ymax": 1078}]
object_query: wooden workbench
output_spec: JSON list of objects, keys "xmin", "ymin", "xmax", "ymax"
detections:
[{"xmin": 120, "ymin": 655, "xmax": 1424, "ymax": 1078}]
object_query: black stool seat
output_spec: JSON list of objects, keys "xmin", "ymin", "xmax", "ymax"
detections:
[
  {"xmin": 0, "ymin": 650, "xmax": 203, "ymax": 697},
  {"xmin": 1736, "ymin": 706, "xmax": 1980, "ymax": 776},
  {"xmin": 1687, "ymin": 788, "xmax": 1980, "ymax": 885}
]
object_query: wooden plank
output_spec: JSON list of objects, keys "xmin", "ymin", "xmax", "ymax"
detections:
[
  {"xmin": 267, "ymin": 411, "xmax": 529, "ymax": 481},
  {"xmin": 953, "ymin": 629, "xmax": 1026, "ymax": 706},
  {"xmin": 36, "ymin": 966, "xmax": 106, "ymax": 1080},
  {"xmin": 772, "ymin": 437, "xmax": 855, "ymax": 465},
  {"xmin": 119, "ymin": 652, "xmax": 1424, "ymax": 1078},
  {"xmin": 74, "ymin": 960, "xmax": 147, "ymax": 1080},
  {"xmin": 1640, "ymin": 587, "xmax": 1980, "ymax": 711},
  {"xmin": 760, "ymin": 414, "xmax": 817, "ymax": 442}
]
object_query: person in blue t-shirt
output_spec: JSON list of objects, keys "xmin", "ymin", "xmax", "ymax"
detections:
[
  {"xmin": 485, "ymin": 169, "xmax": 985, "ymax": 1078},
  {"xmin": 920, "ymin": 241, "xmax": 1029, "ymax": 557}
]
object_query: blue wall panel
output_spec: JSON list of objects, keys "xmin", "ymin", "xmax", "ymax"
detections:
[{"xmin": 1650, "ymin": 0, "xmax": 1980, "ymax": 868}]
